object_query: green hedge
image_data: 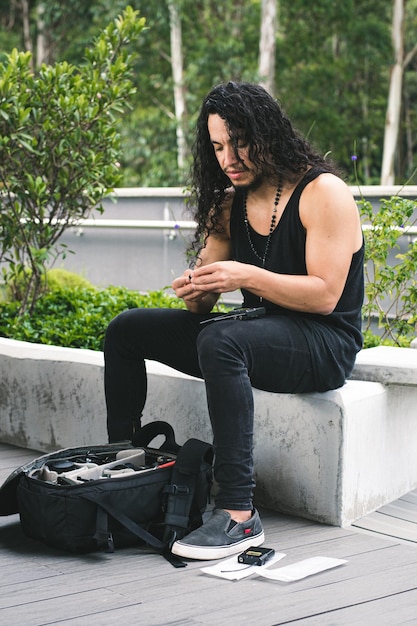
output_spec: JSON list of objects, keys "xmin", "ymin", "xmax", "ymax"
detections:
[
  {"xmin": 0, "ymin": 269, "xmax": 409, "ymax": 351},
  {"xmin": 0, "ymin": 285, "xmax": 187, "ymax": 351}
]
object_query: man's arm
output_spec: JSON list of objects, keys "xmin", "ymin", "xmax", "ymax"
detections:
[
  {"xmin": 172, "ymin": 199, "xmax": 233, "ymax": 314},
  {"xmin": 188, "ymin": 174, "xmax": 363, "ymax": 314}
]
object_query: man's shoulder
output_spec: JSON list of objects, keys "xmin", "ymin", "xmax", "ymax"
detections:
[
  {"xmin": 306, "ymin": 171, "xmax": 352, "ymax": 198},
  {"xmin": 300, "ymin": 171, "xmax": 358, "ymax": 229}
]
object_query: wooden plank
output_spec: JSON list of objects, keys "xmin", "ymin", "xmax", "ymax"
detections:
[
  {"xmin": 0, "ymin": 531, "xmax": 396, "ymax": 605},
  {"xmin": 32, "ymin": 550, "xmax": 417, "ymax": 626},
  {"xmin": 0, "ymin": 537, "xmax": 416, "ymax": 625},
  {"xmin": 399, "ymin": 489, "xmax": 417, "ymax": 505},
  {"xmin": 0, "ymin": 588, "xmax": 142, "ymax": 626},
  {"xmin": 0, "ymin": 450, "xmax": 38, "ymax": 467},
  {"xmin": 0, "ymin": 443, "xmax": 40, "ymax": 458},
  {"xmin": 1, "ymin": 524, "xmax": 416, "ymax": 626},
  {"xmin": 353, "ymin": 512, "xmax": 417, "ymax": 543},
  {"xmin": 291, "ymin": 589, "xmax": 417, "ymax": 625},
  {"xmin": 377, "ymin": 500, "xmax": 417, "ymax": 524},
  {"xmin": 136, "ymin": 547, "xmax": 417, "ymax": 625},
  {"xmin": 0, "ymin": 532, "xmax": 372, "ymax": 603},
  {"xmin": 0, "ymin": 445, "xmax": 39, "ymax": 485},
  {"xmin": 2, "ymin": 444, "xmax": 417, "ymax": 625}
]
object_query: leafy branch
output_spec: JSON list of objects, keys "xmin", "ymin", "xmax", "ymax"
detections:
[
  {"xmin": 359, "ymin": 194, "xmax": 417, "ymax": 344},
  {"xmin": 0, "ymin": 6, "xmax": 146, "ymax": 315}
]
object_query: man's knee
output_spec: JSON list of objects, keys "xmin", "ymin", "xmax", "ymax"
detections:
[
  {"xmin": 104, "ymin": 309, "xmax": 141, "ymax": 352},
  {"xmin": 197, "ymin": 324, "xmax": 242, "ymax": 372}
]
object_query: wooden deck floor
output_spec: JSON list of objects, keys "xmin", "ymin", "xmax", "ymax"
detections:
[{"xmin": 1, "ymin": 443, "xmax": 417, "ymax": 626}]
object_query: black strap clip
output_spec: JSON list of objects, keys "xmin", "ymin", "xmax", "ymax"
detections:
[
  {"xmin": 163, "ymin": 483, "xmax": 190, "ymax": 496},
  {"xmin": 94, "ymin": 530, "xmax": 115, "ymax": 553}
]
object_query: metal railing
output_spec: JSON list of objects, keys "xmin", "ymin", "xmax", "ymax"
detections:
[
  {"xmin": 71, "ymin": 218, "xmax": 417, "ymax": 237},
  {"xmin": 73, "ymin": 218, "xmax": 196, "ymax": 230}
]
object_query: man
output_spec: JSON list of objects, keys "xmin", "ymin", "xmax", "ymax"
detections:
[{"xmin": 104, "ymin": 81, "xmax": 364, "ymax": 560}]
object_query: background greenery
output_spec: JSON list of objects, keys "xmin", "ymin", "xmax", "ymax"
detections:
[
  {"xmin": 0, "ymin": 270, "xmax": 211, "ymax": 351},
  {"xmin": 0, "ymin": 3, "xmax": 416, "ymax": 350},
  {"xmin": 1, "ymin": 0, "xmax": 417, "ymax": 186},
  {"xmin": 0, "ymin": 7, "xmax": 145, "ymax": 315}
]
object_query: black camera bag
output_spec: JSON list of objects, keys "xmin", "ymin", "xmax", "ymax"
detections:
[{"xmin": 0, "ymin": 421, "xmax": 213, "ymax": 559}]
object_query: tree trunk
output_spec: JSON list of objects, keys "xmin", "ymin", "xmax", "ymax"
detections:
[
  {"xmin": 21, "ymin": 0, "xmax": 33, "ymax": 68},
  {"xmin": 258, "ymin": 0, "xmax": 278, "ymax": 96},
  {"xmin": 380, "ymin": 0, "xmax": 404, "ymax": 185},
  {"xmin": 36, "ymin": 3, "xmax": 47, "ymax": 67},
  {"xmin": 167, "ymin": 1, "xmax": 189, "ymax": 177},
  {"xmin": 404, "ymin": 90, "xmax": 414, "ymax": 176}
]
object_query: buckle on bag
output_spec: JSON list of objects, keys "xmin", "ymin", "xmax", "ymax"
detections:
[
  {"xmin": 94, "ymin": 530, "xmax": 115, "ymax": 553},
  {"xmin": 163, "ymin": 484, "xmax": 190, "ymax": 496}
]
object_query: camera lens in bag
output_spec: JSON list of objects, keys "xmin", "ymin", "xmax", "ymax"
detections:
[{"xmin": 48, "ymin": 460, "xmax": 76, "ymax": 473}]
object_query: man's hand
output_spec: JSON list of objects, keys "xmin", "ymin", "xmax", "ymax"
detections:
[
  {"xmin": 172, "ymin": 270, "xmax": 200, "ymax": 301},
  {"xmin": 172, "ymin": 270, "xmax": 218, "ymax": 312},
  {"xmin": 188, "ymin": 261, "xmax": 242, "ymax": 295}
]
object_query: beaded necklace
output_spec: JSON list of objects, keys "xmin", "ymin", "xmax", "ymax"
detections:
[{"xmin": 243, "ymin": 179, "xmax": 283, "ymax": 268}]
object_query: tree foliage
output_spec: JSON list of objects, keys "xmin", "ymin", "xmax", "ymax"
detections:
[
  {"xmin": 0, "ymin": 6, "xmax": 146, "ymax": 314},
  {"xmin": 0, "ymin": 1, "xmax": 416, "ymax": 185}
]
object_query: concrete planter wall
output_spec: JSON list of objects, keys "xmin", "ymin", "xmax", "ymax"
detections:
[{"xmin": 1, "ymin": 337, "xmax": 417, "ymax": 528}]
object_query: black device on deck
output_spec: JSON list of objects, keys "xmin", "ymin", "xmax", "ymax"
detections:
[{"xmin": 238, "ymin": 546, "xmax": 275, "ymax": 566}]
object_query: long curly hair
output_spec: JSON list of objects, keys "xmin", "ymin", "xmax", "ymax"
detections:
[{"xmin": 187, "ymin": 81, "xmax": 338, "ymax": 259}]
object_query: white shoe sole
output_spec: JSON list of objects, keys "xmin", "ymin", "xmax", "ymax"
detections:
[{"xmin": 171, "ymin": 530, "xmax": 265, "ymax": 561}]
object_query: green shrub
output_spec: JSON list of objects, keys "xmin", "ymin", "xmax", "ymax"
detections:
[
  {"xmin": 0, "ymin": 7, "xmax": 146, "ymax": 316},
  {"xmin": 0, "ymin": 286, "xmax": 187, "ymax": 351},
  {"xmin": 45, "ymin": 269, "xmax": 94, "ymax": 291},
  {"xmin": 0, "ymin": 278, "xmax": 406, "ymax": 351},
  {"xmin": 5, "ymin": 267, "xmax": 94, "ymax": 301},
  {"xmin": 360, "ymin": 195, "xmax": 417, "ymax": 346}
]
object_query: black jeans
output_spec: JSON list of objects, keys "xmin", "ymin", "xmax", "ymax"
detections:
[{"xmin": 104, "ymin": 308, "xmax": 322, "ymax": 511}]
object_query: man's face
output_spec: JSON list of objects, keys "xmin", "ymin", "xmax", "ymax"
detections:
[{"xmin": 207, "ymin": 114, "xmax": 262, "ymax": 189}]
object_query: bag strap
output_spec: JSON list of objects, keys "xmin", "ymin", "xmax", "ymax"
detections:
[
  {"xmin": 133, "ymin": 420, "xmax": 181, "ymax": 454},
  {"xmin": 86, "ymin": 497, "xmax": 188, "ymax": 568},
  {"xmin": 80, "ymin": 490, "xmax": 166, "ymax": 551},
  {"xmin": 163, "ymin": 438, "xmax": 213, "ymax": 542}
]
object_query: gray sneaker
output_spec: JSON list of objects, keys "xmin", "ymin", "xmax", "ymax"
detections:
[{"xmin": 171, "ymin": 508, "xmax": 265, "ymax": 560}]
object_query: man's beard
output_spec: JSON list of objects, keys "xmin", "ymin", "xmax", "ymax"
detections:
[{"xmin": 233, "ymin": 172, "xmax": 264, "ymax": 193}]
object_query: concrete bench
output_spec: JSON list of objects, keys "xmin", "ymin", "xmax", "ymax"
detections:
[{"xmin": 1, "ymin": 337, "xmax": 417, "ymax": 527}]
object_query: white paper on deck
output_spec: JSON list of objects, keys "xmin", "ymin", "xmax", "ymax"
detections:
[{"xmin": 256, "ymin": 556, "xmax": 347, "ymax": 582}]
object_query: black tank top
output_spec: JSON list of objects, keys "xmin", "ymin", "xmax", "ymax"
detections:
[{"xmin": 230, "ymin": 167, "xmax": 364, "ymax": 383}]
